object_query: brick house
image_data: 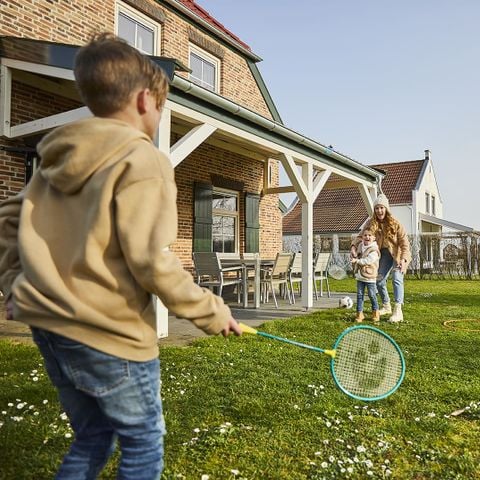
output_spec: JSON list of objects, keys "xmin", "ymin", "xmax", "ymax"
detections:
[{"xmin": 1, "ymin": 0, "xmax": 381, "ymax": 314}]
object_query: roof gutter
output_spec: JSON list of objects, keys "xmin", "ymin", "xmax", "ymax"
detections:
[
  {"xmin": 172, "ymin": 75, "xmax": 382, "ymax": 182},
  {"xmin": 161, "ymin": 0, "xmax": 262, "ymax": 62}
]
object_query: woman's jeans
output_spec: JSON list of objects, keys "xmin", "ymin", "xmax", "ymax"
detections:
[
  {"xmin": 31, "ymin": 327, "xmax": 165, "ymax": 480},
  {"xmin": 377, "ymin": 248, "xmax": 404, "ymax": 305},
  {"xmin": 356, "ymin": 281, "xmax": 379, "ymax": 312}
]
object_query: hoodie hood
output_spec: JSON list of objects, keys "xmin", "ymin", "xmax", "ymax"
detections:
[{"xmin": 37, "ymin": 117, "xmax": 151, "ymax": 194}]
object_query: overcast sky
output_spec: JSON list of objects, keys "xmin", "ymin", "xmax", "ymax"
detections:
[{"xmin": 199, "ymin": 0, "xmax": 480, "ymax": 229}]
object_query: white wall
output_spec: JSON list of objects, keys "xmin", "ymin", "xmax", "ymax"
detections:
[
  {"xmin": 416, "ymin": 161, "xmax": 443, "ymax": 218},
  {"xmin": 390, "ymin": 205, "xmax": 414, "ymax": 235}
]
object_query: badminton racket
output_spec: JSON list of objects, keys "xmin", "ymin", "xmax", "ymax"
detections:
[
  {"xmin": 327, "ymin": 264, "xmax": 348, "ymax": 280},
  {"xmin": 239, "ymin": 323, "xmax": 405, "ymax": 401}
]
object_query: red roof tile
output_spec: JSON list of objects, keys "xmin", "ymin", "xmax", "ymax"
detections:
[
  {"xmin": 176, "ymin": 0, "xmax": 252, "ymax": 51},
  {"xmin": 373, "ymin": 159, "xmax": 426, "ymax": 205},
  {"xmin": 283, "ymin": 159, "xmax": 428, "ymax": 235}
]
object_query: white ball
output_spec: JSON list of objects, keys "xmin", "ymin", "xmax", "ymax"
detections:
[{"xmin": 339, "ymin": 296, "xmax": 353, "ymax": 309}]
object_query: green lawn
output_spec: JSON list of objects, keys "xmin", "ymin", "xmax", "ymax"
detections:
[{"xmin": 1, "ymin": 279, "xmax": 480, "ymax": 479}]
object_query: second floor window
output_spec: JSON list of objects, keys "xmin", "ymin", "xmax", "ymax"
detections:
[
  {"xmin": 425, "ymin": 193, "xmax": 430, "ymax": 214},
  {"xmin": 189, "ymin": 45, "xmax": 220, "ymax": 92},
  {"xmin": 116, "ymin": 1, "xmax": 159, "ymax": 55},
  {"xmin": 431, "ymin": 195, "xmax": 436, "ymax": 216}
]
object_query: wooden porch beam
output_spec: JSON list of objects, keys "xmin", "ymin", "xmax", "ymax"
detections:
[{"xmin": 170, "ymin": 123, "xmax": 217, "ymax": 167}]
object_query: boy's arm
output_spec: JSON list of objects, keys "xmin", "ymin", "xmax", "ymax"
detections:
[
  {"xmin": 115, "ymin": 171, "xmax": 232, "ymax": 335},
  {"xmin": 0, "ymin": 192, "xmax": 24, "ymax": 299}
]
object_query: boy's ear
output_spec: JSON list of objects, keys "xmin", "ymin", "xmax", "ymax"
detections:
[{"xmin": 136, "ymin": 89, "xmax": 149, "ymax": 114}]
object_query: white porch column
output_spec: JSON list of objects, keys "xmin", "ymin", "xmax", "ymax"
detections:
[
  {"xmin": 301, "ymin": 162, "xmax": 314, "ymax": 310},
  {"xmin": 153, "ymin": 107, "xmax": 172, "ymax": 339}
]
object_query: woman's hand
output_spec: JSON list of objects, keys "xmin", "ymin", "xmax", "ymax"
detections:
[{"xmin": 397, "ymin": 259, "xmax": 408, "ymax": 274}]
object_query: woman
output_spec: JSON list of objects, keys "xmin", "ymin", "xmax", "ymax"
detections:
[{"xmin": 350, "ymin": 194, "xmax": 411, "ymax": 323}]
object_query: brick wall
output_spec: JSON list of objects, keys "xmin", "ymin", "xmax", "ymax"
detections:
[
  {"xmin": 0, "ymin": 1, "xmax": 114, "ymax": 44},
  {"xmin": 162, "ymin": 10, "xmax": 273, "ymax": 118},
  {"xmin": 1, "ymin": 0, "xmax": 273, "ymax": 118},
  {"xmin": 173, "ymin": 142, "xmax": 282, "ymax": 271}
]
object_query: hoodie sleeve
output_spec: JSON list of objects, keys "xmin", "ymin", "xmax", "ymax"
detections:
[
  {"xmin": 0, "ymin": 191, "xmax": 23, "ymax": 298},
  {"xmin": 114, "ymin": 151, "xmax": 230, "ymax": 335}
]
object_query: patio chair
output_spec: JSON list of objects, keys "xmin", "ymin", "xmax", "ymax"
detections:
[
  {"xmin": 313, "ymin": 252, "xmax": 331, "ymax": 299},
  {"xmin": 192, "ymin": 252, "xmax": 243, "ymax": 303},
  {"xmin": 261, "ymin": 252, "xmax": 293, "ymax": 308},
  {"xmin": 288, "ymin": 252, "xmax": 303, "ymax": 303}
]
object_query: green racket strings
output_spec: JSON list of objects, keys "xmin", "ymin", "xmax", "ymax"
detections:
[{"xmin": 332, "ymin": 328, "xmax": 404, "ymax": 399}]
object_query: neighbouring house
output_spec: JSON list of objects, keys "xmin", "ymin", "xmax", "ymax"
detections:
[
  {"xmin": 283, "ymin": 150, "xmax": 474, "ymax": 272},
  {"xmin": 0, "ymin": 0, "xmax": 382, "ymax": 318}
]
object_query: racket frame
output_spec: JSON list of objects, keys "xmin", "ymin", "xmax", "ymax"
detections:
[{"xmin": 330, "ymin": 324, "xmax": 406, "ymax": 401}]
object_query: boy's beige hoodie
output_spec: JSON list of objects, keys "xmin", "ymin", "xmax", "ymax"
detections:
[{"xmin": 0, "ymin": 118, "xmax": 231, "ymax": 361}]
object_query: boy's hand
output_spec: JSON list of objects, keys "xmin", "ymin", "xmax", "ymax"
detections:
[
  {"xmin": 349, "ymin": 246, "xmax": 357, "ymax": 259},
  {"xmin": 351, "ymin": 258, "xmax": 357, "ymax": 264},
  {"xmin": 221, "ymin": 318, "xmax": 242, "ymax": 337}
]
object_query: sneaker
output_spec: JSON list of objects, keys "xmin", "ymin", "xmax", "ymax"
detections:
[
  {"xmin": 388, "ymin": 303, "xmax": 403, "ymax": 323},
  {"xmin": 378, "ymin": 303, "xmax": 392, "ymax": 316},
  {"xmin": 355, "ymin": 312, "xmax": 365, "ymax": 323}
]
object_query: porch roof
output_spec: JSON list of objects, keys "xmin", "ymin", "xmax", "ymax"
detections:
[
  {"xmin": 0, "ymin": 35, "xmax": 188, "ymax": 81},
  {"xmin": 419, "ymin": 213, "xmax": 473, "ymax": 232}
]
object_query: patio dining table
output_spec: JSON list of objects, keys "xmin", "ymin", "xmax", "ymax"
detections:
[{"xmin": 220, "ymin": 256, "xmax": 274, "ymax": 308}]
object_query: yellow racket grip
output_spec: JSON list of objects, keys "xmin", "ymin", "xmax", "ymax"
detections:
[
  {"xmin": 238, "ymin": 322, "xmax": 258, "ymax": 334},
  {"xmin": 324, "ymin": 349, "xmax": 336, "ymax": 358}
]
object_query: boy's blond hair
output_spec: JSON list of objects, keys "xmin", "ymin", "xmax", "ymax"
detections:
[{"xmin": 74, "ymin": 33, "xmax": 169, "ymax": 116}]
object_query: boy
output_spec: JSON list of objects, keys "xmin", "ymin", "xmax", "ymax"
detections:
[
  {"xmin": 351, "ymin": 228, "xmax": 380, "ymax": 322},
  {"xmin": 0, "ymin": 33, "xmax": 240, "ymax": 479}
]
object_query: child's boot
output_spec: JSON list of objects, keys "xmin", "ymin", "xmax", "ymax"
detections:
[
  {"xmin": 355, "ymin": 311, "xmax": 365, "ymax": 323},
  {"xmin": 371, "ymin": 310, "xmax": 380, "ymax": 323},
  {"xmin": 378, "ymin": 302, "xmax": 392, "ymax": 316},
  {"xmin": 388, "ymin": 303, "xmax": 403, "ymax": 323}
]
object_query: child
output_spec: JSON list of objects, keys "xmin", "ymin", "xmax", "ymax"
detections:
[
  {"xmin": 0, "ymin": 33, "xmax": 241, "ymax": 479},
  {"xmin": 351, "ymin": 228, "xmax": 380, "ymax": 322}
]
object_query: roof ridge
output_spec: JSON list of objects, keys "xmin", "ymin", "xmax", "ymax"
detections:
[{"xmin": 176, "ymin": 0, "xmax": 252, "ymax": 51}]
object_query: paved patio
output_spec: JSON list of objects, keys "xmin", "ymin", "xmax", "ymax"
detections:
[{"xmin": 0, "ymin": 292, "xmax": 351, "ymax": 347}]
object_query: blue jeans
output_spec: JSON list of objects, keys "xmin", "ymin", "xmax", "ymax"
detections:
[
  {"xmin": 31, "ymin": 328, "xmax": 165, "ymax": 480},
  {"xmin": 377, "ymin": 248, "xmax": 404, "ymax": 305},
  {"xmin": 356, "ymin": 281, "xmax": 379, "ymax": 312}
]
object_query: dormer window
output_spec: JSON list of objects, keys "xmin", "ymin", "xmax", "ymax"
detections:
[
  {"xmin": 189, "ymin": 44, "xmax": 220, "ymax": 92},
  {"xmin": 116, "ymin": 1, "xmax": 160, "ymax": 55}
]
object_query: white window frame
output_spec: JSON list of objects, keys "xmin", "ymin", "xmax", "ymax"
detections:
[
  {"xmin": 188, "ymin": 44, "xmax": 220, "ymax": 93},
  {"xmin": 431, "ymin": 195, "xmax": 436, "ymax": 216},
  {"xmin": 115, "ymin": 0, "xmax": 161, "ymax": 55},
  {"xmin": 425, "ymin": 192, "xmax": 430, "ymax": 214},
  {"xmin": 212, "ymin": 187, "xmax": 239, "ymax": 255}
]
